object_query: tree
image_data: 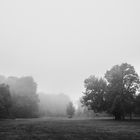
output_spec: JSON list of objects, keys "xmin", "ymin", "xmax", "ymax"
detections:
[
  {"xmin": 8, "ymin": 76, "xmax": 37, "ymax": 96},
  {"xmin": 81, "ymin": 76, "xmax": 107, "ymax": 113},
  {"xmin": 9, "ymin": 76, "xmax": 39, "ymax": 118},
  {"xmin": 66, "ymin": 102, "xmax": 75, "ymax": 118},
  {"xmin": 0, "ymin": 84, "xmax": 12, "ymax": 119},
  {"xmin": 105, "ymin": 63, "xmax": 140, "ymax": 120},
  {"xmin": 0, "ymin": 76, "xmax": 40, "ymax": 118},
  {"xmin": 11, "ymin": 94, "xmax": 39, "ymax": 118},
  {"xmin": 134, "ymin": 94, "xmax": 140, "ymax": 115}
]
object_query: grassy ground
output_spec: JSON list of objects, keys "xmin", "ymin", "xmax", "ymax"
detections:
[{"xmin": 0, "ymin": 117, "xmax": 140, "ymax": 140}]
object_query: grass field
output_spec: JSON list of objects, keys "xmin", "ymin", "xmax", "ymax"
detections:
[{"xmin": 0, "ymin": 117, "xmax": 140, "ymax": 140}]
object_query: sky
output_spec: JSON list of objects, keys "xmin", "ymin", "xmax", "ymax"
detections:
[{"xmin": 0, "ymin": 0, "xmax": 140, "ymax": 101}]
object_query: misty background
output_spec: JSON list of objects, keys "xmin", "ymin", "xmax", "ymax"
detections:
[{"xmin": 0, "ymin": 0, "xmax": 140, "ymax": 102}]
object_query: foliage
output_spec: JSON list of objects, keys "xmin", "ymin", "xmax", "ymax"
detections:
[
  {"xmin": 66, "ymin": 102, "xmax": 75, "ymax": 118},
  {"xmin": 9, "ymin": 76, "xmax": 39, "ymax": 118},
  {"xmin": 0, "ymin": 76, "xmax": 39, "ymax": 118},
  {"xmin": 81, "ymin": 76, "xmax": 107, "ymax": 113},
  {"xmin": 11, "ymin": 94, "xmax": 39, "ymax": 118},
  {"xmin": 0, "ymin": 84, "xmax": 12, "ymax": 118},
  {"xmin": 105, "ymin": 63, "xmax": 139, "ymax": 120},
  {"xmin": 81, "ymin": 63, "xmax": 140, "ymax": 120},
  {"xmin": 135, "ymin": 94, "xmax": 140, "ymax": 115}
]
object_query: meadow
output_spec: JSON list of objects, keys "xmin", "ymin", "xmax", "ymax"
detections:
[{"xmin": 0, "ymin": 117, "xmax": 140, "ymax": 140}]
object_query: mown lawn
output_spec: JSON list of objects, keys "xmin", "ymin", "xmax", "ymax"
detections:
[{"xmin": 0, "ymin": 117, "xmax": 140, "ymax": 140}]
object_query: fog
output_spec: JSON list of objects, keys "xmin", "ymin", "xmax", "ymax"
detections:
[
  {"xmin": 39, "ymin": 93, "xmax": 71, "ymax": 117},
  {"xmin": 0, "ymin": 1, "xmax": 140, "ymax": 139},
  {"xmin": 0, "ymin": 1, "xmax": 140, "ymax": 101}
]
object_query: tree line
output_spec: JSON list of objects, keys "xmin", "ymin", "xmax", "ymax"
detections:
[
  {"xmin": 81, "ymin": 63, "xmax": 140, "ymax": 120},
  {"xmin": 1, "ymin": 62, "xmax": 140, "ymax": 120},
  {"xmin": 0, "ymin": 75, "xmax": 75, "ymax": 119},
  {"xmin": 0, "ymin": 76, "xmax": 39, "ymax": 119}
]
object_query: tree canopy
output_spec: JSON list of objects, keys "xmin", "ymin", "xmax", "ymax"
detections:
[
  {"xmin": 0, "ymin": 76, "xmax": 39, "ymax": 118},
  {"xmin": 81, "ymin": 63, "xmax": 140, "ymax": 120},
  {"xmin": 81, "ymin": 76, "xmax": 107, "ymax": 113}
]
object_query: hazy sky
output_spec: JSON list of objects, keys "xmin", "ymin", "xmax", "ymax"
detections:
[{"xmin": 0, "ymin": 0, "xmax": 140, "ymax": 100}]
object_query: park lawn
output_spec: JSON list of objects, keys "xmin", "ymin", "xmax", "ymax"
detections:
[{"xmin": 0, "ymin": 117, "xmax": 140, "ymax": 140}]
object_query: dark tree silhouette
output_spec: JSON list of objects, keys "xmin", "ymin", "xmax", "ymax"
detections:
[
  {"xmin": 135, "ymin": 94, "xmax": 140, "ymax": 115},
  {"xmin": 9, "ymin": 76, "xmax": 39, "ymax": 118},
  {"xmin": 105, "ymin": 63, "xmax": 140, "ymax": 120},
  {"xmin": 81, "ymin": 63, "xmax": 140, "ymax": 120},
  {"xmin": 0, "ymin": 84, "xmax": 12, "ymax": 119}
]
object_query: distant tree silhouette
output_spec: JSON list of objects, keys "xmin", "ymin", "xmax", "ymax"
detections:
[
  {"xmin": 66, "ymin": 102, "xmax": 75, "ymax": 118},
  {"xmin": 0, "ymin": 84, "xmax": 12, "ymax": 119},
  {"xmin": 11, "ymin": 94, "xmax": 39, "ymax": 118},
  {"xmin": 10, "ymin": 76, "xmax": 39, "ymax": 118}
]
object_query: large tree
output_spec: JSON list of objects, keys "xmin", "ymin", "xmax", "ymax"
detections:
[
  {"xmin": 81, "ymin": 76, "xmax": 107, "ymax": 113},
  {"xmin": 105, "ymin": 63, "xmax": 140, "ymax": 120}
]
